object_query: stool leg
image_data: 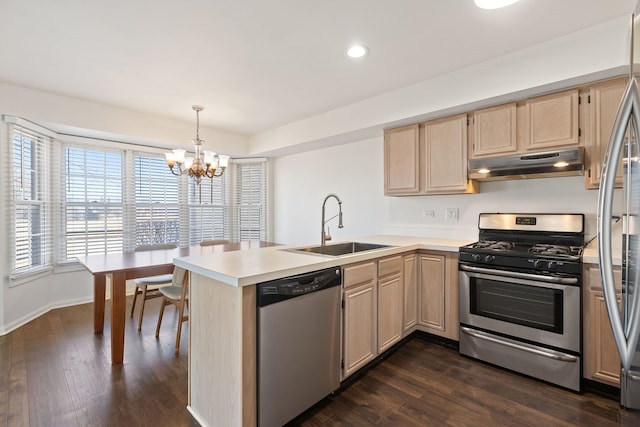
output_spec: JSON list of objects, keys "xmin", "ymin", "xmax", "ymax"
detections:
[
  {"xmin": 155, "ymin": 298, "xmax": 167, "ymax": 338},
  {"xmin": 130, "ymin": 286, "xmax": 140, "ymax": 318},
  {"xmin": 137, "ymin": 285, "xmax": 149, "ymax": 331}
]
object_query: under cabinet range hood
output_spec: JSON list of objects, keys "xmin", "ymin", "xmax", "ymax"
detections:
[{"xmin": 468, "ymin": 147, "xmax": 584, "ymax": 181}]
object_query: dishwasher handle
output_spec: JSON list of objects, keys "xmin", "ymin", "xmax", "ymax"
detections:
[{"xmin": 257, "ymin": 267, "xmax": 342, "ymax": 307}]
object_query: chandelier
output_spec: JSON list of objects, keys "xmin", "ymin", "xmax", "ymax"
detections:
[{"xmin": 164, "ymin": 105, "xmax": 230, "ymax": 184}]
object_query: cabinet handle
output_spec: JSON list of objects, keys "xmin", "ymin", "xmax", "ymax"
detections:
[{"xmin": 461, "ymin": 327, "xmax": 578, "ymax": 362}]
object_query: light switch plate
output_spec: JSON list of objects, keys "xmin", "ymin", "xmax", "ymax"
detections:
[{"xmin": 446, "ymin": 208, "xmax": 459, "ymax": 221}]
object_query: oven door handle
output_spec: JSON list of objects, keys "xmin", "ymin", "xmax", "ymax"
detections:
[
  {"xmin": 459, "ymin": 264, "xmax": 578, "ymax": 285},
  {"xmin": 461, "ymin": 327, "xmax": 578, "ymax": 362}
]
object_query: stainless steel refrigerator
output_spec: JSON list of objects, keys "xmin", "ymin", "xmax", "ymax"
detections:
[{"xmin": 598, "ymin": 8, "xmax": 640, "ymax": 410}]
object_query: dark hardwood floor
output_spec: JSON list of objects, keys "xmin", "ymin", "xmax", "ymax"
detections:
[{"xmin": 1, "ymin": 298, "xmax": 639, "ymax": 427}]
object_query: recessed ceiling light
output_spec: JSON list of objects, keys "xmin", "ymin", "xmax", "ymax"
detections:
[
  {"xmin": 474, "ymin": 0, "xmax": 520, "ymax": 9},
  {"xmin": 347, "ymin": 45, "xmax": 368, "ymax": 58}
]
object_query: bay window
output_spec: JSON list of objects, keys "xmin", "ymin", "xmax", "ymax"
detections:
[{"xmin": 5, "ymin": 117, "xmax": 270, "ymax": 282}]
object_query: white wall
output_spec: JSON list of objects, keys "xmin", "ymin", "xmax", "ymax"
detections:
[
  {"xmin": 0, "ymin": 82, "xmax": 249, "ymax": 153},
  {"xmin": 273, "ymin": 137, "xmax": 603, "ymax": 246},
  {"xmin": 273, "ymin": 137, "xmax": 385, "ymax": 245}
]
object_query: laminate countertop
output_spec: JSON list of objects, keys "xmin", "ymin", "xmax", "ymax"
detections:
[{"xmin": 173, "ymin": 235, "xmax": 474, "ymax": 287}]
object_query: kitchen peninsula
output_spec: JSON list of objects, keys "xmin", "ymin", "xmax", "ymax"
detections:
[{"xmin": 173, "ymin": 235, "xmax": 471, "ymax": 427}]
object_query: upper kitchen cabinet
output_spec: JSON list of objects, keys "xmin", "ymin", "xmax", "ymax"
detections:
[
  {"xmin": 470, "ymin": 89, "xmax": 580, "ymax": 159},
  {"xmin": 384, "ymin": 116, "xmax": 477, "ymax": 196},
  {"xmin": 585, "ymin": 77, "xmax": 626, "ymax": 189},
  {"xmin": 524, "ymin": 89, "xmax": 580, "ymax": 151},
  {"xmin": 384, "ymin": 124, "xmax": 420, "ymax": 195},
  {"xmin": 422, "ymin": 114, "xmax": 476, "ymax": 194},
  {"xmin": 469, "ymin": 103, "xmax": 518, "ymax": 158}
]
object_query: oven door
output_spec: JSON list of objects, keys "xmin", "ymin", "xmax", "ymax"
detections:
[{"xmin": 459, "ymin": 264, "xmax": 580, "ymax": 353}]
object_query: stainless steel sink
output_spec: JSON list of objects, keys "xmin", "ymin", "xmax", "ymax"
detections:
[{"xmin": 289, "ymin": 242, "xmax": 391, "ymax": 257}]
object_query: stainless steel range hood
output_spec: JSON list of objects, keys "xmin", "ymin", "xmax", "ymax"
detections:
[{"xmin": 468, "ymin": 147, "xmax": 584, "ymax": 181}]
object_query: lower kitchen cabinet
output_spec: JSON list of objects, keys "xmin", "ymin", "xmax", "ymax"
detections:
[
  {"xmin": 418, "ymin": 251, "xmax": 459, "ymax": 341},
  {"xmin": 403, "ymin": 253, "xmax": 418, "ymax": 333},
  {"xmin": 583, "ymin": 263, "xmax": 621, "ymax": 387},
  {"xmin": 342, "ymin": 250, "xmax": 459, "ymax": 380},
  {"xmin": 342, "ymin": 261, "xmax": 378, "ymax": 379},
  {"xmin": 377, "ymin": 256, "xmax": 403, "ymax": 353}
]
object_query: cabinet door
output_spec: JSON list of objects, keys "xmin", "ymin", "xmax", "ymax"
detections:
[
  {"xmin": 470, "ymin": 103, "xmax": 517, "ymax": 158},
  {"xmin": 343, "ymin": 281, "xmax": 377, "ymax": 378},
  {"xmin": 423, "ymin": 114, "xmax": 469, "ymax": 193},
  {"xmin": 589, "ymin": 291, "xmax": 621, "ymax": 387},
  {"xmin": 384, "ymin": 124, "xmax": 420, "ymax": 195},
  {"xmin": 418, "ymin": 253, "xmax": 446, "ymax": 333},
  {"xmin": 378, "ymin": 274, "xmax": 403, "ymax": 353},
  {"xmin": 403, "ymin": 254, "xmax": 418, "ymax": 333},
  {"xmin": 583, "ymin": 263, "xmax": 622, "ymax": 387},
  {"xmin": 525, "ymin": 89, "xmax": 579, "ymax": 151},
  {"xmin": 586, "ymin": 78, "xmax": 626, "ymax": 189}
]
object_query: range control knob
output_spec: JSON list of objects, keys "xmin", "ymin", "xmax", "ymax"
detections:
[
  {"xmin": 532, "ymin": 259, "xmax": 543, "ymax": 269},
  {"xmin": 547, "ymin": 261, "xmax": 558, "ymax": 271},
  {"xmin": 472, "ymin": 253, "xmax": 482, "ymax": 262},
  {"xmin": 484, "ymin": 255, "xmax": 495, "ymax": 264}
]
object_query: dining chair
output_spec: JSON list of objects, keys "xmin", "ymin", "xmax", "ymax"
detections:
[
  {"xmin": 199, "ymin": 239, "xmax": 230, "ymax": 246},
  {"xmin": 155, "ymin": 266, "xmax": 189, "ymax": 354},
  {"xmin": 130, "ymin": 243, "xmax": 177, "ymax": 331}
]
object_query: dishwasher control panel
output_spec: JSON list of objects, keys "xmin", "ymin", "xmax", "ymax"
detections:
[{"xmin": 257, "ymin": 268, "xmax": 341, "ymax": 307}]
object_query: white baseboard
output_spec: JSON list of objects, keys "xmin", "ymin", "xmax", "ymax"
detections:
[
  {"xmin": 187, "ymin": 406, "xmax": 209, "ymax": 427},
  {"xmin": 0, "ymin": 290, "xmax": 137, "ymax": 336}
]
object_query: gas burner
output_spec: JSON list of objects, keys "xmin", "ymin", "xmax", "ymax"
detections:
[
  {"xmin": 529, "ymin": 244, "xmax": 580, "ymax": 257},
  {"xmin": 473, "ymin": 241, "xmax": 515, "ymax": 251}
]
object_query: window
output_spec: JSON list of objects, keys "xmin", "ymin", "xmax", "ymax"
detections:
[
  {"xmin": 8, "ymin": 124, "xmax": 52, "ymax": 276},
  {"xmin": 233, "ymin": 160, "xmax": 269, "ymax": 241},
  {"xmin": 5, "ymin": 117, "xmax": 271, "ymax": 280},
  {"xmin": 133, "ymin": 154, "xmax": 180, "ymax": 247},
  {"xmin": 187, "ymin": 172, "xmax": 228, "ymax": 246},
  {"xmin": 62, "ymin": 146, "xmax": 124, "ymax": 262}
]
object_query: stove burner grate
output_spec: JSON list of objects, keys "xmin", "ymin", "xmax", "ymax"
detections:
[
  {"xmin": 528, "ymin": 244, "xmax": 578, "ymax": 256},
  {"xmin": 472, "ymin": 241, "xmax": 515, "ymax": 251}
]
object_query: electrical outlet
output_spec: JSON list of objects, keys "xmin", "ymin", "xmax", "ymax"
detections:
[
  {"xmin": 446, "ymin": 208, "xmax": 459, "ymax": 221},
  {"xmin": 423, "ymin": 209, "xmax": 435, "ymax": 218}
]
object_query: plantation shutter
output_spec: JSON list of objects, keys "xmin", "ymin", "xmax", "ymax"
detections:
[
  {"xmin": 133, "ymin": 153, "xmax": 180, "ymax": 247},
  {"xmin": 8, "ymin": 124, "xmax": 53, "ymax": 277},
  {"xmin": 233, "ymin": 160, "xmax": 269, "ymax": 241},
  {"xmin": 187, "ymin": 172, "xmax": 228, "ymax": 245},
  {"xmin": 60, "ymin": 145, "xmax": 124, "ymax": 262}
]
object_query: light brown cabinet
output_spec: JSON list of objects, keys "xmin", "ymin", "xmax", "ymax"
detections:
[
  {"xmin": 342, "ymin": 261, "xmax": 378, "ymax": 378},
  {"xmin": 384, "ymin": 116, "xmax": 477, "ymax": 196},
  {"xmin": 418, "ymin": 251, "xmax": 459, "ymax": 340},
  {"xmin": 524, "ymin": 89, "xmax": 580, "ymax": 151},
  {"xmin": 585, "ymin": 78, "xmax": 626, "ymax": 189},
  {"xmin": 384, "ymin": 124, "xmax": 420, "ymax": 195},
  {"xmin": 402, "ymin": 253, "xmax": 418, "ymax": 333},
  {"xmin": 470, "ymin": 103, "xmax": 518, "ymax": 158},
  {"xmin": 342, "ymin": 250, "xmax": 459, "ymax": 379},
  {"xmin": 377, "ymin": 256, "xmax": 403, "ymax": 353},
  {"xmin": 583, "ymin": 263, "xmax": 621, "ymax": 387},
  {"xmin": 422, "ymin": 114, "xmax": 474, "ymax": 194},
  {"xmin": 470, "ymin": 89, "xmax": 580, "ymax": 160}
]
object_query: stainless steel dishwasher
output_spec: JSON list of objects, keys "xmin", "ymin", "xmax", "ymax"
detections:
[{"xmin": 257, "ymin": 267, "xmax": 342, "ymax": 427}]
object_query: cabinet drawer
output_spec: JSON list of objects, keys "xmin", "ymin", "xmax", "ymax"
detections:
[
  {"xmin": 378, "ymin": 255, "xmax": 402, "ymax": 278},
  {"xmin": 343, "ymin": 261, "xmax": 376, "ymax": 288}
]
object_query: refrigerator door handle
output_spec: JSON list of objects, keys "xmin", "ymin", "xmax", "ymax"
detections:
[{"xmin": 598, "ymin": 75, "xmax": 640, "ymax": 374}]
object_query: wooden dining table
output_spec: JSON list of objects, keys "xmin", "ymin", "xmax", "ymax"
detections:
[{"xmin": 77, "ymin": 240, "xmax": 277, "ymax": 365}]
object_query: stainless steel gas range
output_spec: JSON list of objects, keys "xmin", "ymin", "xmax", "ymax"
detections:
[{"xmin": 458, "ymin": 213, "xmax": 584, "ymax": 392}]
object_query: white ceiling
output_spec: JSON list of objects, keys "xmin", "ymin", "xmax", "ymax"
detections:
[{"xmin": 0, "ymin": 0, "xmax": 636, "ymax": 136}]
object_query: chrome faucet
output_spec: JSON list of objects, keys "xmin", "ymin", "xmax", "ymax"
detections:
[{"xmin": 321, "ymin": 193, "xmax": 344, "ymax": 246}]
